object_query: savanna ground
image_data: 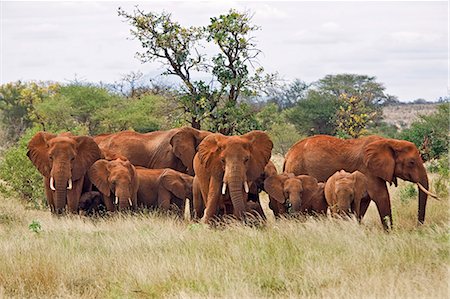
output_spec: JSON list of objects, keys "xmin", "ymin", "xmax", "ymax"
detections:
[{"xmin": 0, "ymin": 156, "xmax": 448, "ymax": 298}]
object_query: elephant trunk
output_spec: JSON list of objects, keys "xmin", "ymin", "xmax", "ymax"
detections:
[
  {"xmin": 54, "ymin": 176, "xmax": 70, "ymax": 214},
  {"xmin": 289, "ymin": 194, "xmax": 302, "ymax": 213},
  {"xmin": 228, "ymin": 179, "xmax": 246, "ymax": 220},
  {"xmin": 417, "ymin": 167, "xmax": 429, "ymax": 224},
  {"xmin": 52, "ymin": 160, "xmax": 72, "ymax": 214}
]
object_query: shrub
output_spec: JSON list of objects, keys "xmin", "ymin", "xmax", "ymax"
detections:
[
  {"xmin": 400, "ymin": 103, "xmax": 449, "ymax": 160},
  {"xmin": 268, "ymin": 123, "xmax": 303, "ymax": 155},
  {"xmin": 0, "ymin": 127, "xmax": 46, "ymax": 208}
]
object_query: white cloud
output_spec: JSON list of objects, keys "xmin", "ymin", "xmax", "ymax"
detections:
[{"xmin": 1, "ymin": 1, "xmax": 447, "ymax": 101}]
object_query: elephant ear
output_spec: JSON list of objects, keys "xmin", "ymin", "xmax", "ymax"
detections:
[
  {"xmin": 264, "ymin": 173, "xmax": 291, "ymax": 203},
  {"xmin": 363, "ymin": 140, "xmax": 395, "ymax": 183},
  {"xmin": 27, "ymin": 131, "xmax": 57, "ymax": 177},
  {"xmin": 88, "ymin": 160, "xmax": 111, "ymax": 196},
  {"xmin": 73, "ymin": 136, "xmax": 101, "ymax": 180},
  {"xmin": 126, "ymin": 161, "xmax": 139, "ymax": 200},
  {"xmin": 297, "ymin": 175, "xmax": 319, "ymax": 204},
  {"xmin": 352, "ymin": 171, "xmax": 368, "ymax": 201},
  {"xmin": 170, "ymin": 127, "xmax": 210, "ymax": 175},
  {"xmin": 161, "ymin": 169, "xmax": 188, "ymax": 199},
  {"xmin": 197, "ymin": 133, "xmax": 224, "ymax": 170},
  {"xmin": 242, "ymin": 131, "xmax": 273, "ymax": 181}
]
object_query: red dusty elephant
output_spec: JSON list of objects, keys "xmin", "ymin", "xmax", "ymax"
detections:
[
  {"xmin": 88, "ymin": 157, "xmax": 139, "ymax": 211},
  {"xmin": 264, "ymin": 173, "xmax": 327, "ymax": 217},
  {"xmin": 27, "ymin": 132, "xmax": 101, "ymax": 214},
  {"xmin": 136, "ymin": 167, "xmax": 193, "ymax": 217},
  {"xmin": 284, "ymin": 135, "xmax": 438, "ymax": 229},
  {"xmin": 193, "ymin": 131, "xmax": 273, "ymax": 223},
  {"xmin": 324, "ymin": 170, "xmax": 369, "ymax": 220},
  {"xmin": 94, "ymin": 127, "xmax": 211, "ymax": 175}
]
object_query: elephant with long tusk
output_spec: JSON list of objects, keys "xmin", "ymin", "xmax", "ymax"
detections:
[
  {"xmin": 193, "ymin": 131, "xmax": 273, "ymax": 223},
  {"xmin": 284, "ymin": 135, "xmax": 438, "ymax": 230},
  {"xmin": 27, "ymin": 132, "xmax": 101, "ymax": 214}
]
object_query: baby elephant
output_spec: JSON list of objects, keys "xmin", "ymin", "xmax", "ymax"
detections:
[
  {"xmin": 136, "ymin": 167, "xmax": 193, "ymax": 217},
  {"xmin": 88, "ymin": 157, "xmax": 139, "ymax": 212},
  {"xmin": 264, "ymin": 173, "xmax": 327, "ymax": 217},
  {"xmin": 324, "ymin": 170, "xmax": 369, "ymax": 220}
]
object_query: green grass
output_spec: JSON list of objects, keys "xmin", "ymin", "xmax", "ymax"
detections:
[{"xmin": 0, "ymin": 173, "xmax": 448, "ymax": 298}]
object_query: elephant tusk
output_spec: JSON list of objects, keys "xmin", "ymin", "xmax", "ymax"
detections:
[
  {"xmin": 244, "ymin": 181, "xmax": 249, "ymax": 193},
  {"xmin": 128, "ymin": 198, "xmax": 132, "ymax": 206},
  {"xmin": 67, "ymin": 178, "xmax": 72, "ymax": 190},
  {"xmin": 222, "ymin": 183, "xmax": 227, "ymax": 195},
  {"xmin": 50, "ymin": 177, "xmax": 56, "ymax": 191},
  {"xmin": 417, "ymin": 183, "xmax": 440, "ymax": 200},
  {"xmin": 115, "ymin": 196, "xmax": 119, "ymax": 205}
]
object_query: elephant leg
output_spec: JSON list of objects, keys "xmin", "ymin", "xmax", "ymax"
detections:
[
  {"xmin": 193, "ymin": 181, "xmax": 205, "ymax": 219},
  {"xmin": 358, "ymin": 195, "xmax": 371, "ymax": 221},
  {"xmin": 268, "ymin": 197, "xmax": 280, "ymax": 218},
  {"xmin": 66, "ymin": 179, "xmax": 84, "ymax": 214},
  {"xmin": 103, "ymin": 194, "xmax": 116, "ymax": 212},
  {"xmin": 44, "ymin": 178, "xmax": 55, "ymax": 213},
  {"xmin": 201, "ymin": 180, "xmax": 221, "ymax": 223},
  {"xmin": 157, "ymin": 188, "xmax": 172, "ymax": 211},
  {"xmin": 368, "ymin": 178, "xmax": 392, "ymax": 230}
]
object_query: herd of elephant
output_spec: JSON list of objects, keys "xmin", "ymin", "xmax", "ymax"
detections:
[{"xmin": 26, "ymin": 127, "xmax": 438, "ymax": 229}]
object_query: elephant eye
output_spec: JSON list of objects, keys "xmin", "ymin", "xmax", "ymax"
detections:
[
  {"xmin": 244, "ymin": 156, "xmax": 249, "ymax": 163},
  {"xmin": 409, "ymin": 160, "xmax": 415, "ymax": 166},
  {"xmin": 220, "ymin": 157, "xmax": 225, "ymax": 164}
]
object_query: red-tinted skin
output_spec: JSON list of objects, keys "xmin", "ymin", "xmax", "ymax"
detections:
[
  {"xmin": 284, "ymin": 135, "xmax": 429, "ymax": 229},
  {"xmin": 324, "ymin": 170, "xmax": 368, "ymax": 219},
  {"xmin": 264, "ymin": 174, "xmax": 327, "ymax": 217},
  {"xmin": 136, "ymin": 167, "xmax": 193, "ymax": 217},
  {"xmin": 27, "ymin": 132, "xmax": 101, "ymax": 214},
  {"xmin": 94, "ymin": 127, "xmax": 210, "ymax": 176},
  {"xmin": 88, "ymin": 158, "xmax": 139, "ymax": 212},
  {"xmin": 193, "ymin": 131, "xmax": 273, "ymax": 223}
]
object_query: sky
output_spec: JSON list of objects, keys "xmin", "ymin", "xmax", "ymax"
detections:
[{"xmin": 1, "ymin": 1, "xmax": 448, "ymax": 102}]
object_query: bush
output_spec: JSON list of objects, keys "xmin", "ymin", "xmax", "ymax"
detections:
[
  {"xmin": 268, "ymin": 123, "xmax": 303, "ymax": 155},
  {"xmin": 400, "ymin": 103, "xmax": 449, "ymax": 160},
  {"xmin": 0, "ymin": 127, "xmax": 46, "ymax": 208},
  {"xmin": 285, "ymin": 91, "xmax": 340, "ymax": 136}
]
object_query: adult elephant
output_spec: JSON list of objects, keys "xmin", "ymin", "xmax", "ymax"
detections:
[
  {"xmin": 193, "ymin": 131, "xmax": 273, "ymax": 223},
  {"xmin": 88, "ymin": 157, "xmax": 139, "ymax": 211},
  {"xmin": 324, "ymin": 170, "xmax": 369, "ymax": 219},
  {"xmin": 284, "ymin": 135, "xmax": 437, "ymax": 229},
  {"xmin": 94, "ymin": 127, "xmax": 211, "ymax": 175},
  {"xmin": 264, "ymin": 173, "xmax": 327, "ymax": 217},
  {"xmin": 27, "ymin": 132, "xmax": 101, "ymax": 214},
  {"xmin": 136, "ymin": 167, "xmax": 193, "ymax": 217}
]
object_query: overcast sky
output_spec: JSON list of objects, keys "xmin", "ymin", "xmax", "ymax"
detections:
[{"xmin": 1, "ymin": 1, "xmax": 448, "ymax": 101}]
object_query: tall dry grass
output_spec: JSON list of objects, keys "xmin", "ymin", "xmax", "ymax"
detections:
[{"xmin": 0, "ymin": 173, "xmax": 448, "ymax": 298}]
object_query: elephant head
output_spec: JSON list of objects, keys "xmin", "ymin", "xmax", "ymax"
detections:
[
  {"xmin": 88, "ymin": 158, "xmax": 139, "ymax": 211},
  {"xmin": 363, "ymin": 138, "xmax": 434, "ymax": 223},
  {"xmin": 170, "ymin": 127, "xmax": 211, "ymax": 175},
  {"xmin": 325, "ymin": 170, "xmax": 368, "ymax": 216},
  {"xmin": 198, "ymin": 131, "xmax": 273, "ymax": 219},
  {"xmin": 27, "ymin": 131, "xmax": 101, "ymax": 214},
  {"xmin": 160, "ymin": 169, "xmax": 194, "ymax": 202},
  {"xmin": 264, "ymin": 173, "xmax": 320, "ymax": 213}
]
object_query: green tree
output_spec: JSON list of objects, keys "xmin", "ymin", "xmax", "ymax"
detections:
[
  {"xmin": 118, "ymin": 8, "xmax": 274, "ymax": 134},
  {"xmin": 315, "ymin": 74, "xmax": 390, "ymax": 107},
  {"xmin": 400, "ymin": 103, "xmax": 449, "ymax": 160},
  {"xmin": 0, "ymin": 81, "xmax": 59, "ymax": 142},
  {"xmin": 285, "ymin": 91, "xmax": 340, "ymax": 136},
  {"xmin": 335, "ymin": 94, "xmax": 378, "ymax": 138},
  {"xmin": 266, "ymin": 79, "xmax": 309, "ymax": 110}
]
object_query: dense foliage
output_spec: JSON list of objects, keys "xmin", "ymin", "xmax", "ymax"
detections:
[{"xmin": 400, "ymin": 103, "xmax": 449, "ymax": 160}]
